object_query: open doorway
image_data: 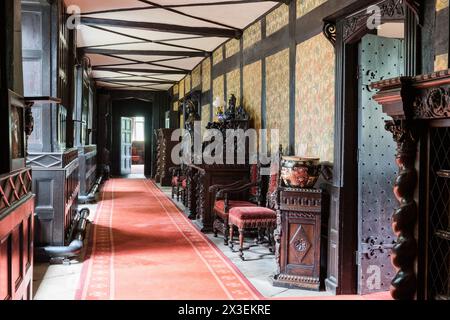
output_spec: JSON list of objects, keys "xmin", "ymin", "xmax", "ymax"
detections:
[{"xmin": 120, "ymin": 116, "xmax": 145, "ymax": 177}]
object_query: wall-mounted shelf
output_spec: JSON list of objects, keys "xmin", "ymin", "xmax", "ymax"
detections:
[{"xmin": 24, "ymin": 96, "xmax": 61, "ymax": 106}]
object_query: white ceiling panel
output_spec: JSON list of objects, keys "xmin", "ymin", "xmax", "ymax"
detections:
[{"xmin": 67, "ymin": 0, "xmax": 281, "ymax": 91}]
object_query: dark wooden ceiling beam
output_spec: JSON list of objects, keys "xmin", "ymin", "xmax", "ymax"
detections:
[
  {"xmin": 82, "ymin": 48, "xmax": 208, "ymax": 58},
  {"xmin": 93, "ymin": 66, "xmax": 186, "ymax": 75},
  {"xmin": 138, "ymin": 0, "xmax": 240, "ymax": 31},
  {"xmin": 94, "ymin": 78, "xmax": 175, "ymax": 84},
  {"xmin": 85, "ymin": 24, "xmax": 206, "ymax": 53},
  {"xmin": 82, "ymin": 0, "xmax": 287, "ymax": 16},
  {"xmin": 80, "ymin": 17, "xmax": 241, "ymax": 39}
]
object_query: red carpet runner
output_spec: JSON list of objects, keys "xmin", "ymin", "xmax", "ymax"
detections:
[{"xmin": 76, "ymin": 178, "xmax": 261, "ymax": 300}]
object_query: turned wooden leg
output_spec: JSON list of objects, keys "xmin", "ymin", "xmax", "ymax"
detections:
[
  {"xmin": 171, "ymin": 186, "xmax": 175, "ymax": 199},
  {"xmin": 213, "ymin": 217, "xmax": 218, "ymax": 238},
  {"xmin": 268, "ymin": 228, "xmax": 274, "ymax": 253},
  {"xmin": 176, "ymin": 185, "xmax": 180, "ymax": 201},
  {"xmin": 229, "ymin": 225, "xmax": 234, "ymax": 250},
  {"xmin": 224, "ymin": 218, "xmax": 229, "ymax": 245},
  {"xmin": 239, "ymin": 229, "xmax": 245, "ymax": 261}
]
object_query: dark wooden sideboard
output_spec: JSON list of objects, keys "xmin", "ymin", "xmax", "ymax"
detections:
[{"xmin": 272, "ymin": 187, "xmax": 328, "ymax": 291}]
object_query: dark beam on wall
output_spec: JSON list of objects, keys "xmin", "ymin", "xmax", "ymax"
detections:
[{"xmin": 80, "ymin": 17, "xmax": 241, "ymax": 39}]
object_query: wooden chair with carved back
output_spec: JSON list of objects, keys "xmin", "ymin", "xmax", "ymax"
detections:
[{"xmin": 210, "ymin": 146, "xmax": 284, "ymax": 260}]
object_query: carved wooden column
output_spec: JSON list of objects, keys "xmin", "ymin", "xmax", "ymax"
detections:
[
  {"xmin": 373, "ymin": 71, "xmax": 450, "ymax": 299},
  {"xmin": 385, "ymin": 120, "xmax": 419, "ymax": 300},
  {"xmin": 372, "ymin": 77, "xmax": 419, "ymax": 299},
  {"xmin": 186, "ymin": 166, "xmax": 197, "ymax": 220}
]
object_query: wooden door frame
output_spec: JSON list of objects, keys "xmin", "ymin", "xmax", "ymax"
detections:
[
  {"xmin": 111, "ymin": 98, "xmax": 153, "ymax": 177},
  {"xmin": 322, "ymin": 0, "xmax": 421, "ymax": 294}
]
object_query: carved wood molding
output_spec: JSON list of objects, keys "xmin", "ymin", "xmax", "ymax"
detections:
[
  {"xmin": 373, "ymin": 69, "xmax": 450, "ymax": 120},
  {"xmin": 343, "ymin": 0, "xmax": 405, "ymax": 43},
  {"xmin": 0, "ymin": 168, "xmax": 33, "ymax": 214}
]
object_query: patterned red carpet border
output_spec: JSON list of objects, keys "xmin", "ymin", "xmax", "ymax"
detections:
[{"xmin": 76, "ymin": 179, "xmax": 261, "ymax": 300}]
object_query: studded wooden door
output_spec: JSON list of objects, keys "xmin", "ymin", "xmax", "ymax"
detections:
[
  {"xmin": 357, "ymin": 34, "xmax": 404, "ymax": 295},
  {"xmin": 121, "ymin": 117, "xmax": 132, "ymax": 175}
]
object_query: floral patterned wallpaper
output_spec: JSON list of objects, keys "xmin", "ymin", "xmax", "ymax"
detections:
[
  {"xmin": 201, "ymin": 104, "xmax": 211, "ymax": 138},
  {"xmin": 179, "ymin": 78, "xmax": 185, "ymax": 99},
  {"xmin": 192, "ymin": 65, "xmax": 201, "ymax": 89},
  {"xmin": 437, "ymin": 0, "xmax": 449, "ymax": 11},
  {"xmin": 185, "ymin": 74, "xmax": 191, "ymax": 93},
  {"xmin": 266, "ymin": 49, "xmax": 290, "ymax": 149},
  {"xmin": 297, "ymin": 0, "xmax": 327, "ymax": 18},
  {"xmin": 243, "ymin": 60, "xmax": 262, "ymax": 131},
  {"xmin": 266, "ymin": 4, "xmax": 289, "ymax": 36},
  {"xmin": 213, "ymin": 47, "xmax": 223, "ymax": 65},
  {"xmin": 213, "ymin": 75, "xmax": 224, "ymax": 121},
  {"xmin": 226, "ymin": 39, "xmax": 240, "ymax": 58},
  {"xmin": 226, "ymin": 68, "xmax": 241, "ymax": 105},
  {"xmin": 202, "ymin": 58, "xmax": 211, "ymax": 92},
  {"xmin": 435, "ymin": 54, "xmax": 449, "ymax": 71},
  {"xmin": 243, "ymin": 21, "xmax": 262, "ymax": 50},
  {"xmin": 295, "ymin": 34, "xmax": 335, "ymax": 163}
]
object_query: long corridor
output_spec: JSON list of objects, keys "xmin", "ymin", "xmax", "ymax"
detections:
[{"xmin": 77, "ymin": 179, "xmax": 261, "ymax": 300}]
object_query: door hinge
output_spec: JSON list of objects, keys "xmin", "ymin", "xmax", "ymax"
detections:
[{"xmin": 360, "ymin": 237, "xmax": 396, "ymax": 260}]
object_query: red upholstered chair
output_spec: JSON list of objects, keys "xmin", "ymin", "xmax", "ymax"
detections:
[
  {"xmin": 169, "ymin": 166, "xmax": 187, "ymax": 202},
  {"xmin": 222, "ymin": 146, "xmax": 283, "ymax": 260},
  {"xmin": 209, "ymin": 163, "xmax": 265, "ymax": 245}
]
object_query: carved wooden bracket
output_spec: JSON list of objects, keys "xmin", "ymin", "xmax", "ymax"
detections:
[{"xmin": 323, "ymin": 21, "xmax": 336, "ymax": 47}]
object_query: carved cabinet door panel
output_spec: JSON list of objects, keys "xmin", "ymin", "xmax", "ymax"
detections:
[{"xmin": 357, "ymin": 34, "xmax": 404, "ymax": 294}]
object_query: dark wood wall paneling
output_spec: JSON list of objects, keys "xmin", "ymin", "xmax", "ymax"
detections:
[{"xmin": 0, "ymin": 0, "xmax": 35, "ymax": 301}]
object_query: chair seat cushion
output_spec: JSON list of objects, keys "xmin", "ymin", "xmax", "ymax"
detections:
[
  {"xmin": 228, "ymin": 207, "xmax": 276, "ymax": 229},
  {"xmin": 172, "ymin": 176, "xmax": 187, "ymax": 187},
  {"xmin": 213, "ymin": 200, "xmax": 257, "ymax": 219}
]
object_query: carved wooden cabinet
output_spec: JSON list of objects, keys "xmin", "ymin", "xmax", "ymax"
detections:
[
  {"xmin": 154, "ymin": 129, "xmax": 177, "ymax": 186},
  {"xmin": 272, "ymin": 187, "xmax": 328, "ymax": 291}
]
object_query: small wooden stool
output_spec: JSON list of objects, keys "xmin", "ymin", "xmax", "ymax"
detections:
[{"xmin": 228, "ymin": 207, "xmax": 277, "ymax": 260}]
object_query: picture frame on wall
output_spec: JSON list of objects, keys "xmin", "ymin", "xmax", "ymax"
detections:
[{"xmin": 0, "ymin": 90, "xmax": 26, "ymax": 173}]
